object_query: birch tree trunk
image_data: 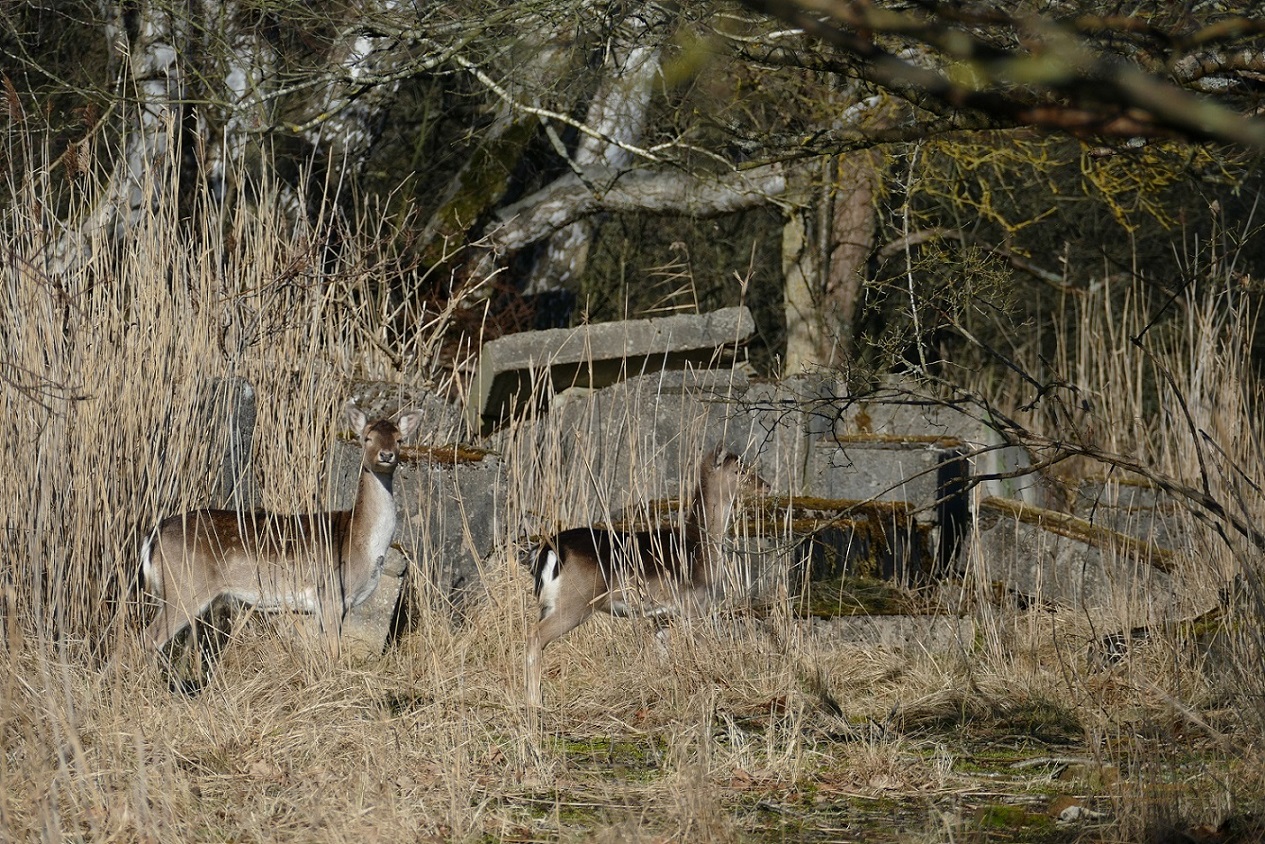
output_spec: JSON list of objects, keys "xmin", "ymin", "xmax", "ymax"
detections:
[
  {"xmin": 53, "ymin": 0, "xmax": 406, "ymax": 279},
  {"xmin": 520, "ymin": 6, "xmax": 667, "ymax": 302},
  {"xmin": 782, "ymin": 202, "xmax": 821, "ymax": 376},
  {"xmin": 44, "ymin": 1, "xmax": 191, "ymax": 276}
]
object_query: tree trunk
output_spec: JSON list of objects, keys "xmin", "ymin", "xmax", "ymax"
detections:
[
  {"xmin": 521, "ymin": 7, "xmax": 667, "ymax": 301},
  {"xmin": 826, "ymin": 149, "xmax": 881, "ymax": 364},
  {"xmin": 782, "ymin": 207, "xmax": 820, "ymax": 376},
  {"xmin": 782, "ymin": 150, "xmax": 879, "ymax": 374},
  {"xmin": 55, "ymin": 0, "xmax": 404, "ymax": 278},
  {"xmin": 46, "ymin": 1, "xmax": 191, "ymax": 276}
]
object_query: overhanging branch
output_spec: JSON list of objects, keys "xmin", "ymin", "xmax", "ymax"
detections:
[
  {"xmin": 485, "ymin": 163, "xmax": 788, "ymax": 256},
  {"xmin": 741, "ymin": 0, "xmax": 1265, "ymax": 148}
]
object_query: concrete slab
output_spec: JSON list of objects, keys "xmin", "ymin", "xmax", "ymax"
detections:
[
  {"xmin": 1073, "ymin": 476, "xmax": 1187, "ymax": 549},
  {"xmin": 968, "ymin": 497, "xmax": 1177, "ymax": 622},
  {"xmin": 826, "ymin": 384, "xmax": 1048, "ymax": 507},
  {"xmin": 202, "ymin": 376, "xmax": 260, "ymax": 511},
  {"xmin": 466, "ymin": 306, "xmax": 756, "ymax": 433},
  {"xmin": 398, "ymin": 452, "xmax": 505, "ymax": 612},
  {"xmin": 805, "ymin": 440, "xmax": 946, "ymax": 508},
  {"xmin": 536, "ymin": 368, "xmax": 761, "ymax": 513}
]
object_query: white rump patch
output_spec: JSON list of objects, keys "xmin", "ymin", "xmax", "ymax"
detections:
[
  {"xmin": 538, "ymin": 549, "xmax": 560, "ymax": 613},
  {"xmin": 139, "ymin": 531, "xmax": 158, "ymax": 596}
]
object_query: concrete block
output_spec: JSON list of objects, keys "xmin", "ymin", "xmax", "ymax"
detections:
[
  {"xmin": 340, "ymin": 546, "xmax": 408, "ymax": 658},
  {"xmin": 538, "ymin": 368, "xmax": 764, "ymax": 514},
  {"xmin": 738, "ymin": 378, "xmax": 826, "ymax": 493},
  {"xmin": 202, "ymin": 376, "xmax": 260, "ymax": 511},
  {"xmin": 789, "ymin": 515, "xmax": 935, "ymax": 588},
  {"xmin": 1073, "ymin": 477, "xmax": 1186, "ymax": 549},
  {"xmin": 467, "ymin": 306, "xmax": 756, "ymax": 433},
  {"xmin": 804, "ymin": 440, "xmax": 945, "ymax": 508},
  {"xmin": 972, "ymin": 439, "xmax": 1046, "ymax": 506},
  {"xmin": 397, "ymin": 453, "xmax": 506, "ymax": 610},
  {"xmin": 838, "ymin": 394, "xmax": 977, "ymax": 442},
  {"xmin": 820, "ymin": 380, "xmax": 1047, "ymax": 507},
  {"xmin": 969, "ymin": 498, "xmax": 1177, "ymax": 621}
]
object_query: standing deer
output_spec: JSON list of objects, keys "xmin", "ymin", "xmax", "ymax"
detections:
[
  {"xmin": 140, "ymin": 403, "xmax": 421, "ymax": 690},
  {"xmin": 525, "ymin": 446, "xmax": 769, "ymax": 707}
]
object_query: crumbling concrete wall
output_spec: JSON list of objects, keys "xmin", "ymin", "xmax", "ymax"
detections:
[
  {"xmin": 195, "ymin": 308, "xmax": 1190, "ymax": 660},
  {"xmin": 468, "ymin": 306, "xmax": 756, "ymax": 435},
  {"xmin": 968, "ymin": 497, "xmax": 1178, "ymax": 624}
]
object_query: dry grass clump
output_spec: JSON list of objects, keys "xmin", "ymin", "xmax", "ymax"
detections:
[{"xmin": 3, "ymin": 128, "xmax": 1264, "ymax": 841}]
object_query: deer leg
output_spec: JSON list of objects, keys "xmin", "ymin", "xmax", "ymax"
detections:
[
  {"xmin": 145, "ymin": 590, "xmax": 211, "ymax": 657},
  {"xmin": 146, "ymin": 597, "xmax": 213, "ymax": 695},
  {"xmin": 652, "ymin": 616, "xmax": 673, "ymax": 656},
  {"xmin": 526, "ymin": 593, "xmax": 595, "ymax": 708},
  {"xmin": 144, "ymin": 608, "xmax": 182, "ymax": 657},
  {"xmin": 189, "ymin": 601, "xmax": 236, "ymax": 694},
  {"xmin": 525, "ymin": 631, "xmax": 544, "ymax": 709}
]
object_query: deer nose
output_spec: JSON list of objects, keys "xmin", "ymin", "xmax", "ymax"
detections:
[{"xmin": 377, "ymin": 449, "xmax": 397, "ymax": 466}]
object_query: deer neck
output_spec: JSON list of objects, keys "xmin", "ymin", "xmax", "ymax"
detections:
[
  {"xmin": 688, "ymin": 478, "xmax": 734, "ymax": 577},
  {"xmin": 350, "ymin": 465, "xmax": 398, "ymax": 564}
]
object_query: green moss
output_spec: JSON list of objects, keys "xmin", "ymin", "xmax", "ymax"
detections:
[
  {"xmin": 551, "ymin": 734, "xmax": 667, "ymax": 781},
  {"xmin": 977, "ymin": 803, "xmax": 1052, "ymax": 830},
  {"xmin": 420, "ymin": 116, "xmax": 540, "ymax": 265},
  {"xmin": 795, "ymin": 575, "xmax": 921, "ymax": 617}
]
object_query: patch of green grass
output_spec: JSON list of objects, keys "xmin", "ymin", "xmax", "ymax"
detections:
[
  {"xmin": 976, "ymin": 802, "xmax": 1053, "ymax": 831},
  {"xmin": 551, "ymin": 733, "xmax": 667, "ymax": 780}
]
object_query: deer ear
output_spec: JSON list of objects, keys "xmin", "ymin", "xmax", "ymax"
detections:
[
  {"xmin": 344, "ymin": 402, "xmax": 368, "ymax": 436},
  {"xmin": 711, "ymin": 444, "xmax": 729, "ymax": 468},
  {"xmin": 395, "ymin": 410, "xmax": 422, "ymax": 440}
]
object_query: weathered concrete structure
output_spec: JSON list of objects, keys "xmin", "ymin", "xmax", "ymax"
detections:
[
  {"xmin": 467, "ymin": 306, "xmax": 755, "ymax": 434},
  {"xmin": 195, "ymin": 308, "xmax": 1191, "ymax": 663},
  {"xmin": 202, "ymin": 376, "xmax": 260, "ymax": 511},
  {"xmin": 969, "ymin": 497, "xmax": 1177, "ymax": 622}
]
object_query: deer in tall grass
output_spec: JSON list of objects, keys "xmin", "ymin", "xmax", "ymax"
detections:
[
  {"xmin": 526, "ymin": 446, "xmax": 770, "ymax": 707},
  {"xmin": 140, "ymin": 403, "xmax": 421, "ymax": 691}
]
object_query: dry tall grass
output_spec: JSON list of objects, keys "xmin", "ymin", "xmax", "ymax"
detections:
[
  {"xmin": 959, "ymin": 266, "xmax": 1265, "ymax": 838},
  {"xmin": 3, "ymin": 126, "xmax": 1264, "ymax": 842}
]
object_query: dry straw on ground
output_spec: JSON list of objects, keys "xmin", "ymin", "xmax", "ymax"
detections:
[{"xmin": 2, "ymin": 132, "xmax": 1263, "ymax": 842}]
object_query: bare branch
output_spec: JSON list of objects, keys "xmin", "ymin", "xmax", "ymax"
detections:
[
  {"xmin": 450, "ymin": 53, "xmax": 665, "ymax": 166},
  {"xmin": 741, "ymin": 0, "xmax": 1265, "ymax": 148},
  {"xmin": 485, "ymin": 163, "xmax": 788, "ymax": 256}
]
